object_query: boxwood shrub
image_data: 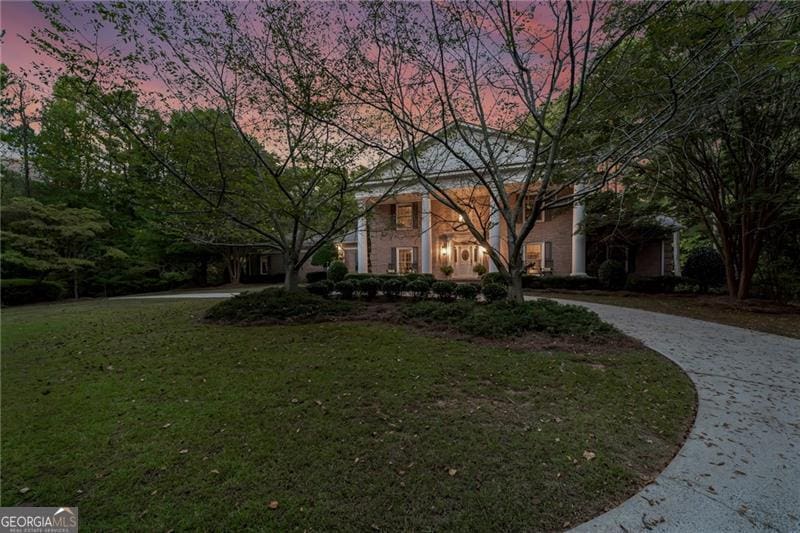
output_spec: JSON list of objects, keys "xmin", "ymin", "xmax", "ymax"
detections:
[
  {"xmin": 307, "ymin": 280, "xmax": 334, "ymax": 297},
  {"xmin": 335, "ymin": 280, "xmax": 355, "ymax": 300},
  {"xmin": 522, "ymin": 275, "xmax": 601, "ymax": 291},
  {"xmin": 481, "ymin": 272, "xmax": 510, "ymax": 287},
  {"xmin": 205, "ymin": 288, "xmax": 353, "ymax": 322},
  {"xmin": 454, "ymin": 283, "xmax": 479, "ymax": 301},
  {"xmin": 482, "ymin": 283, "xmax": 508, "ymax": 302},
  {"xmin": 431, "ymin": 281, "xmax": 457, "ymax": 300},
  {"xmin": 382, "ymin": 277, "xmax": 406, "ymax": 299},
  {"xmin": 598, "ymin": 260, "xmax": 627, "ymax": 290},
  {"xmin": 406, "ymin": 279, "xmax": 431, "ymax": 299},
  {"xmin": 356, "ymin": 277, "xmax": 381, "ymax": 300},
  {"xmin": 327, "ymin": 261, "xmax": 348, "ymax": 282}
]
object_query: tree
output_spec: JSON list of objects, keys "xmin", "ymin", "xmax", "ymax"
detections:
[
  {"xmin": 300, "ymin": 1, "xmax": 757, "ymax": 301},
  {"xmin": 613, "ymin": 2, "xmax": 800, "ymax": 299},
  {"xmin": 29, "ymin": 1, "xmax": 401, "ymax": 291},
  {"xmin": 1, "ymin": 197, "xmax": 122, "ymax": 298},
  {"xmin": 0, "ymin": 64, "xmax": 37, "ymax": 197}
]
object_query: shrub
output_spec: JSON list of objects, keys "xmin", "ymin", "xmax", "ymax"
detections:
[
  {"xmin": 481, "ymin": 272, "xmax": 510, "ymax": 287},
  {"xmin": 311, "ymin": 242, "xmax": 337, "ymax": 267},
  {"xmin": 306, "ymin": 271, "xmax": 327, "ymax": 284},
  {"xmin": 307, "ymin": 280, "xmax": 334, "ymax": 297},
  {"xmin": 205, "ymin": 288, "xmax": 353, "ymax": 322},
  {"xmin": 454, "ymin": 283, "xmax": 479, "ymax": 301},
  {"xmin": 683, "ymin": 247, "xmax": 725, "ymax": 293},
  {"xmin": 522, "ymin": 275, "xmax": 601, "ymax": 291},
  {"xmin": 431, "ymin": 281, "xmax": 457, "ymax": 300},
  {"xmin": 472, "ymin": 264, "xmax": 488, "ymax": 277},
  {"xmin": 598, "ymin": 260, "xmax": 626, "ymax": 290},
  {"xmin": 400, "ymin": 300, "xmax": 475, "ymax": 323},
  {"xmin": 440, "ymin": 265, "xmax": 454, "ymax": 278},
  {"xmin": 482, "ymin": 283, "xmax": 508, "ymax": 302},
  {"xmin": 328, "ymin": 261, "xmax": 349, "ymax": 283},
  {"xmin": 335, "ymin": 280, "xmax": 355, "ymax": 300},
  {"xmin": 624, "ymin": 275, "xmax": 682, "ymax": 294},
  {"xmin": 356, "ymin": 277, "xmax": 381, "ymax": 300},
  {"xmin": 406, "ymin": 279, "xmax": 431, "ymax": 299},
  {"xmin": 344, "ymin": 273, "xmax": 373, "ymax": 281},
  {"xmin": 382, "ymin": 277, "xmax": 406, "ymax": 299},
  {"xmin": 0, "ymin": 279, "xmax": 66, "ymax": 306},
  {"xmin": 403, "ymin": 273, "xmax": 435, "ymax": 285}
]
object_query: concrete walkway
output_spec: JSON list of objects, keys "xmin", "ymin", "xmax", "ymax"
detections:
[{"xmin": 531, "ymin": 298, "xmax": 800, "ymax": 532}]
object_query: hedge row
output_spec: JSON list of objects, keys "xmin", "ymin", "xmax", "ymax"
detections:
[
  {"xmin": 307, "ymin": 274, "xmax": 509, "ymax": 302},
  {"xmin": 1, "ymin": 279, "xmax": 66, "ymax": 306}
]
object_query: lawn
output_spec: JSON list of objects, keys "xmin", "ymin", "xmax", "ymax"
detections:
[
  {"xmin": 1, "ymin": 299, "xmax": 695, "ymax": 531},
  {"xmin": 530, "ymin": 291, "xmax": 800, "ymax": 339}
]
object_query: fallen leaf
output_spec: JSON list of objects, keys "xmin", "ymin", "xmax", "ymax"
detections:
[
  {"xmin": 583, "ymin": 450, "xmax": 596, "ymax": 461},
  {"xmin": 179, "ymin": 449, "xmax": 189, "ymax": 454},
  {"xmin": 448, "ymin": 468, "xmax": 458, "ymax": 476},
  {"xmin": 162, "ymin": 423, "xmax": 171, "ymax": 429},
  {"xmin": 210, "ymin": 469, "xmax": 220, "ymax": 474},
  {"xmin": 19, "ymin": 487, "xmax": 30, "ymax": 494},
  {"xmin": 268, "ymin": 500, "xmax": 279, "ymax": 510}
]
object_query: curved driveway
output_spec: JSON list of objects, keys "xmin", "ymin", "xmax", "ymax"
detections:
[{"xmin": 534, "ymin": 298, "xmax": 800, "ymax": 532}]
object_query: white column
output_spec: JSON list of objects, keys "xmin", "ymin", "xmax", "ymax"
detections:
[
  {"xmin": 571, "ymin": 183, "xmax": 587, "ymax": 276},
  {"xmin": 488, "ymin": 208, "xmax": 501, "ymax": 273},
  {"xmin": 357, "ymin": 214, "xmax": 368, "ymax": 273},
  {"xmin": 420, "ymin": 194, "xmax": 432, "ymax": 274},
  {"xmin": 672, "ymin": 230, "xmax": 681, "ymax": 276}
]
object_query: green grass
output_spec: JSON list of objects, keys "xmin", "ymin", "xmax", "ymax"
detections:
[
  {"xmin": 531, "ymin": 291, "xmax": 800, "ymax": 339},
  {"xmin": 1, "ymin": 299, "xmax": 695, "ymax": 531}
]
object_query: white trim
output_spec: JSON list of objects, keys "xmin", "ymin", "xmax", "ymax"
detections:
[
  {"xmin": 420, "ymin": 194, "xmax": 432, "ymax": 273},
  {"xmin": 259, "ymin": 255, "xmax": 269, "ymax": 275},
  {"xmin": 660, "ymin": 240, "xmax": 666, "ymax": 276}
]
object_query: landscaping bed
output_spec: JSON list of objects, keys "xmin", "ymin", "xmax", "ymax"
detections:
[{"xmin": 2, "ymin": 299, "xmax": 695, "ymax": 530}]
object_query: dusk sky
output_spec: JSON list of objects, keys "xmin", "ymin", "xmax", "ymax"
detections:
[{"xmin": 1, "ymin": 1, "xmax": 50, "ymax": 74}]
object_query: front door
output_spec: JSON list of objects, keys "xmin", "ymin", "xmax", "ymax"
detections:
[{"xmin": 453, "ymin": 244, "xmax": 479, "ymax": 278}]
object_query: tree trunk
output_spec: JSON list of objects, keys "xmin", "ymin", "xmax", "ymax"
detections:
[
  {"xmin": 284, "ymin": 267, "xmax": 300, "ymax": 291},
  {"xmin": 509, "ymin": 266, "xmax": 525, "ymax": 303},
  {"xmin": 73, "ymin": 271, "xmax": 79, "ymax": 300}
]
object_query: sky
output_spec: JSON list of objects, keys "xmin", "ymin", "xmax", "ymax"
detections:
[{"xmin": 1, "ymin": 1, "xmax": 51, "ymax": 74}]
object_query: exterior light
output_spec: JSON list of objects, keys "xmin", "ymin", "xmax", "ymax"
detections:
[
  {"xmin": 458, "ymin": 214, "xmax": 464, "ymax": 222},
  {"xmin": 479, "ymin": 246, "xmax": 486, "ymax": 254}
]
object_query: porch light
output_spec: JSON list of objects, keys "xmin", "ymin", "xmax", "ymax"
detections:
[
  {"xmin": 441, "ymin": 246, "xmax": 448, "ymax": 256},
  {"xmin": 479, "ymin": 246, "xmax": 486, "ymax": 254},
  {"xmin": 458, "ymin": 214, "xmax": 464, "ymax": 222}
]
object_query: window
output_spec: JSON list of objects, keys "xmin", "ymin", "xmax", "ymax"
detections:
[
  {"xmin": 397, "ymin": 247, "xmax": 414, "ymax": 273},
  {"xmin": 523, "ymin": 195, "xmax": 546, "ymax": 222},
  {"xmin": 395, "ymin": 204, "xmax": 414, "ymax": 229},
  {"xmin": 525, "ymin": 243, "xmax": 543, "ymax": 273},
  {"xmin": 259, "ymin": 255, "xmax": 269, "ymax": 275}
]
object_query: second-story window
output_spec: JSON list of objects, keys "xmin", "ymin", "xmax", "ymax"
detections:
[{"xmin": 395, "ymin": 204, "xmax": 414, "ymax": 229}]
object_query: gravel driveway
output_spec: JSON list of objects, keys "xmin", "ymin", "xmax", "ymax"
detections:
[{"xmin": 533, "ymin": 298, "xmax": 800, "ymax": 532}]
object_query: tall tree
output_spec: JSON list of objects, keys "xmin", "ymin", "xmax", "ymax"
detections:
[
  {"xmin": 0, "ymin": 64, "xmax": 38, "ymax": 197},
  {"xmin": 29, "ymin": 1, "xmax": 400, "ymax": 290}
]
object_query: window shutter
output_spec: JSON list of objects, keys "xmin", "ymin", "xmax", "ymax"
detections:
[
  {"xmin": 389, "ymin": 204, "xmax": 397, "ymax": 229},
  {"xmin": 389, "ymin": 247, "xmax": 397, "ymax": 272},
  {"xmin": 412, "ymin": 203, "xmax": 420, "ymax": 228},
  {"xmin": 544, "ymin": 241, "xmax": 552, "ymax": 269},
  {"xmin": 542, "ymin": 208, "xmax": 550, "ymax": 222},
  {"xmin": 413, "ymin": 246, "xmax": 419, "ymax": 271}
]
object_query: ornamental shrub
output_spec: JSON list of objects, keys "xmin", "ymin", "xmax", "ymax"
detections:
[
  {"xmin": 327, "ymin": 261, "xmax": 348, "ymax": 283},
  {"xmin": 472, "ymin": 264, "xmax": 488, "ymax": 277},
  {"xmin": 0, "ymin": 279, "xmax": 66, "ymax": 306},
  {"xmin": 406, "ymin": 279, "xmax": 431, "ymax": 299},
  {"xmin": 382, "ymin": 277, "xmax": 406, "ymax": 299},
  {"xmin": 356, "ymin": 277, "xmax": 381, "ymax": 300},
  {"xmin": 481, "ymin": 272, "xmax": 510, "ymax": 287},
  {"xmin": 440, "ymin": 265, "xmax": 454, "ymax": 278},
  {"xmin": 454, "ymin": 283, "xmax": 479, "ymax": 301},
  {"xmin": 205, "ymin": 288, "xmax": 353, "ymax": 322},
  {"xmin": 683, "ymin": 247, "xmax": 725, "ymax": 293},
  {"xmin": 598, "ymin": 260, "xmax": 626, "ymax": 290},
  {"xmin": 334, "ymin": 280, "xmax": 355, "ymax": 299},
  {"xmin": 482, "ymin": 283, "xmax": 508, "ymax": 302},
  {"xmin": 431, "ymin": 281, "xmax": 457, "ymax": 300},
  {"xmin": 522, "ymin": 275, "xmax": 601, "ymax": 291},
  {"xmin": 306, "ymin": 271, "xmax": 327, "ymax": 283},
  {"xmin": 307, "ymin": 280, "xmax": 334, "ymax": 297}
]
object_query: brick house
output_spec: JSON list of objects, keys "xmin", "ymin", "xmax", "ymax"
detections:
[{"xmin": 338, "ymin": 125, "xmax": 681, "ymax": 281}]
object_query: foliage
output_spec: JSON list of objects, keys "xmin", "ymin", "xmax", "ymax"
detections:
[
  {"xmin": 522, "ymin": 275, "xmax": 602, "ymax": 291},
  {"xmin": 334, "ymin": 280, "xmax": 355, "ymax": 300},
  {"xmin": 205, "ymin": 288, "xmax": 353, "ymax": 323},
  {"xmin": 472, "ymin": 264, "xmax": 487, "ymax": 277},
  {"xmin": 0, "ymin": 279, "xmax": 66, "ymax": 306},
  {"xmin": 598, "ymin": 260, "xmax": 627, "ymax": 291},
  {"xmin": 481, "ymin": 272, "xmax": 510, "ymax": 288},
  {"xmin": 683, "ymin": 247, "xmax": 725, "ymax": 293},
  {"xmin": 381, "ymin": 278, "xmax": 406, "ymax": 300},
  {"xmin": 482, "ymin": 283, "xmax": 508, "ymax": 303},
  {"xmin": 406, "ymin": 279, "xmax": 431, "ymax": 299},
  {"xmin": 401, "ymin": 299, "xmax": 617, "ymax": 338},
  {"xmin": 355, "ymin": 277, "xmax": 381, "ymax": 300},
  {"xmin": 307, "ymin": 280, "xmax": 334, "ymax": 297},
  {"xmin": 327, "ymin": 261, "xmax": 349, "ymax": 283},
  {"xmin": 454, "ymin": 283, "xmax": 479, "ymax": 301},
  {"xmin": 311, "ymin": 242, "xmax": 338, "ymax": 267},
  {"xmin": 431, "ymin": 281, "xmax": 457, "ymax": 301},
  {"xmin": 403, "ymin": 273, "xmax": 435, "ymax": 284},
  {"xmin": 439, "ymin": 265, "xmax": 454, "ymax": 278}
]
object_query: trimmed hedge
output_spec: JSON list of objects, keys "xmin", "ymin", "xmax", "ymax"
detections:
[
  {"xmin": 307, "ymin": 280, "xmax": 334, "ymax": 297},
  {"xmin": 454, "ymin": 283, "xmax": 479, "ymax": 301},
  {"xmin": 327, "ymin": 261, "xmax": 348, "ymax": 283},
  {"xmin": 522, "ymin": 275, "xmax": 601, "ymax": 291},
  {"xmin": 335, "ymin": 280, "xmax": 355, "ymax": 299},
  {"xmin": 431, "ymin": 281, "xmax": 457, "ymax": 300},
  {"xmin": 382, "ymin": 278, "xmax": 406, "ymax": 299},
  {"xmin": 482, "ymin": 283, "xmax": 508, "ymax": 302},
  {"xmin": 356, "ymin": 277, "xmax": 381, "ymax": 300},
  {"xmin": 401, "ymin": 299, "xmax": 616, "ymax": 338},
  {"xmin": 481, "ymin": 272, "xmax": 510, "ymax": 287},
  {"xmin": 407, "ymin": 279, "xmax": 431, "ymax": 299},
  {"xmin": 1, "ymin": 279, "xmax": 66, "ymax": 306},
  {"xmin": 205, "ymin": 288, "xmax": 353, "ymax": 322}
]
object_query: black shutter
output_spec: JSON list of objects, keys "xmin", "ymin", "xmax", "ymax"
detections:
[
  {"xmin": 389, "ymin": 247, "xmax": 397, "ymax": 272},
  {"xmin": 413, "ymin": 246, "xmax": 419, "ymax": 271},
  {"xmin": 389, "ymin": 204, "xmax": 397, "ymax": 230},
  {"xmin": 544, "ymin": 241, "xmax": 552, "ymax": 270},
  {"xmin": 412, "ymin": 203, "xmax": 420, "ymax": 229}
]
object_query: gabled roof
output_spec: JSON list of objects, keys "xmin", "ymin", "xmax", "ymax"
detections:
[{"xmin": 365, "ymin": 122, "xmax": 535, "ymax": 184}]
